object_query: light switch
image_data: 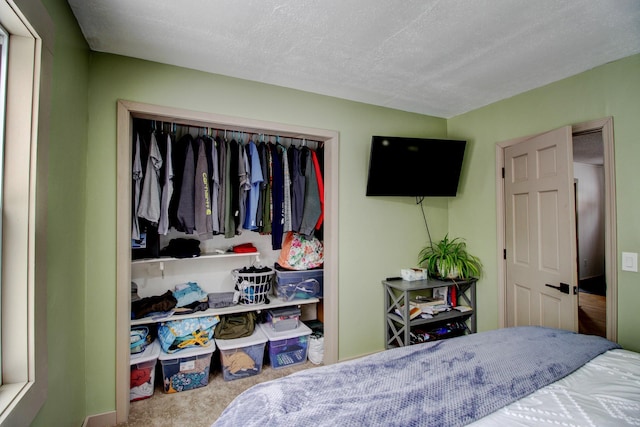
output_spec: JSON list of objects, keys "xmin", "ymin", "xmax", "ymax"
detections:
[{"xmin": 622, "ymin": 252, "xmax": 638, "ymax": 272}]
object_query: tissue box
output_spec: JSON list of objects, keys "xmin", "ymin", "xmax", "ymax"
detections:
[{"xmin": 401, "ymin": 268, "xmax": 427, "ymax": 281}]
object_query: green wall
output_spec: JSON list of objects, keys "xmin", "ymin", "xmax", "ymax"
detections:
[
  {"xmin": 84, "ymin": 53, "xmax": 448, "ymax": 414},
  {"xmin": 31, "ymin": 0, "xmax": 89, "ymax": 426},
  {"xmin": 447, "ymin": 54, "xmax": 640, "ymax": 350}
]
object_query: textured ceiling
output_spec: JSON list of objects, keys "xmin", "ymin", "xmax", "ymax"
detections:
[{"xmin": 68, "ymin": 0, "xmax": 640, "ymax": 118}]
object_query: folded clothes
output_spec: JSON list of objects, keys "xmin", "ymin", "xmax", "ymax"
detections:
[
  {"xmin": 173, "ymin": 282, "xmax": 208, "ymax": 307},
  {"xmin": 131, "ymin": 290, "xmax": 177, "ymax": 319},
  {"xmin": 173, "ymin": 299, "xmax": 210, "ymax": 315},
  {"xmin": 161, "ymin": 238, "xmax": 201, "ymax": 258},
  {"xmin": 232, "ymin": 243, "xmax": 257, "ymax": 253}
]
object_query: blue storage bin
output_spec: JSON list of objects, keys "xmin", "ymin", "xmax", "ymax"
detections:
[
  {"xmin": 274, "ymin": 266, "xmax": 323, "ymax": 300},
  {"xmin": 259, "ymin": 322, "xmax": 312, "ymax": 369}
]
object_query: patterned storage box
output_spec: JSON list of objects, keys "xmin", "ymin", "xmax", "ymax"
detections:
[{"xmin": 158, "ymin": 343, "xmax": 215, "ymax": 393}]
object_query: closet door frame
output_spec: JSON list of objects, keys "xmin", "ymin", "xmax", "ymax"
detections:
[{"xmin": 115, "ymin": 99, "xmax": 340, "ymax": 422}]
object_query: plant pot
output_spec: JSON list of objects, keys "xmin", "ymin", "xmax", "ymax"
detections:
[{"xmin": 437, "ymin": 261, "xmax": 459, "ymax": 279}]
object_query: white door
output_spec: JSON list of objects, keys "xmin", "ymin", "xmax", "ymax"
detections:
[{"xmin": 504, "ymin": 126, "xmax": 578, "ymax": 331}]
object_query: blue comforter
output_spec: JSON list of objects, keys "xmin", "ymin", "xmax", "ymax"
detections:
[{"xmin": 212, "ymin": 326, "xmax": 620, "ymax": 427}]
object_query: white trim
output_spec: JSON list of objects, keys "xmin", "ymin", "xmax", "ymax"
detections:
[
  {"xmin": 82, "ymin": 411, "xmax": 117, "ymax": 427},
  {"xmin": 0, "ymin": 0, "xmax": 52, "ymax": 425},
  {"xmin": 496, "ymin": 118, "xmax": 617, "ymax": 341},
  {"xmin": 115, "ymin": 100, "xmax": 339, "ymax": 423}
]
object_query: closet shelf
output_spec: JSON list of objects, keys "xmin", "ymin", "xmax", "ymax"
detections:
[
  {"xmin": 131, "ymin": 251, "xmax": 260, "ymax": 266},
  {"xmin": 130, "ymin": 296, "xmax": 319, "ymax": 326}
]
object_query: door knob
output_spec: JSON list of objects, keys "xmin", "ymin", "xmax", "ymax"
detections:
[{"xmin": 545, "ymin": 282, "xmax": 570, "ymax": 294}]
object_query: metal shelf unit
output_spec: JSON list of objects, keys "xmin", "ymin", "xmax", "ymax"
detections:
[{"xmin": 383, "ymin": 277, "xmax": 477, "ymax": 348}]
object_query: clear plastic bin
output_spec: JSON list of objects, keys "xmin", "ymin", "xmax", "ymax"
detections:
[
  {"xmin": 259, "ymin": 322, "xmax": 311, "ymax": 369},
  {"xmin": 216, "ymin": 328, "xmax": 267, "ymax": 381},
  {"xmin": 158, "ymin": 344, "xmax": 215, "ymax": 393}
]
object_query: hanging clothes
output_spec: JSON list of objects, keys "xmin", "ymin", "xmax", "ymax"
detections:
[
  {"xmin": 217, "ymin": 136, "xmax": 226, "ymax": 235},
  {"xmin": 255, "ymin": 141, "xmax": 266, "ymax": 231},
  {"xmin": 311, "ymin": 149, "xmax": 324, "ymax": 231},
  {"xmin": 169, "ymin": 133, "xmax": 190, "ymax": 232},
  {"xmin": 258, "ymin": 141, "xmax": 272, "ymax": 233},
  {"xmin": 282, "ymin": 144, "xmax": 292, "ymax": 232},
  {"xmin": 176, "ymin": 136, "xmax": 196, "ymax": 234},
  {"xmin": 132, "ymin": 132, "xmax": 143, "ymax": 240},
  {"xmin": 243, "ymin": 140, "xmax": 264, "ymax": 231},
  {"xmin": 210, "ymin": 136, "xmax": 220, "ymax": 234},
  {"xmin": 137, "ymin": 131, "xmax": 163, "ymax": 225},
  {"xmin": 195, "ymin": 137, "xmax": 214, "ymax": 239},
  {"xmin": 131, "ymin": 118, "xmax": 324, "ymax": 244},
  {"xmin": 158, "ymin": 133, "xmax": 174, "ymax": 235},
  {"xmin": 224, "ymin": 139, "xmax": 237, "ymax": 238},
  {"xmin": 290, "ymin": 147, "xmax": 306, "ymax": 232},
  {"xmin": 269, "ymin": 143, "xmax": 285, "ymax": 249},
  {"xmin": 299, "ymin": 147, "xmax": 322, "ymax": 236},
  {"xmin": 237, "ymin": 140, "xmax": 250, "ymax": 235}
]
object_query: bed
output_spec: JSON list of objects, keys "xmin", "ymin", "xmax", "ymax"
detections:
[{"xmin": 212, "ymin": 326, "xmax": 640, "ymax": 426}]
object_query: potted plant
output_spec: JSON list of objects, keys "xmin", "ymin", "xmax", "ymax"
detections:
[{"xmin": 418, "ymin": 234, "xmax": 482, "ymax": 280}]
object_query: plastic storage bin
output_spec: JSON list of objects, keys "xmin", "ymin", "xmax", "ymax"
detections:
[
  {"xmin": 265, "ymin": 306, "xmax": 301, "ymax": 332},
  {"xmin": 216, "ymin": 328, "xmax": 267, "ymax": 381},
  {"xmin": 130, "ymin": 339, "xmax": 161, "ymax": 401},
  {"xmin": 274, "ymin": 267, "xmax": 323, "ymax": 300},
  {"xmin": 158, "ymin": 343, "xmax": 215, "ymax": 393},
  {"xmin": 259, "ymin": 322, "xmax": 312, "ymax": 369}
]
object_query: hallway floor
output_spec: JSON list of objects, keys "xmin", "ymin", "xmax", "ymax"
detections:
[{"xmin": 578, "ymin": 291, "xmax": 606, "ymax": 338}]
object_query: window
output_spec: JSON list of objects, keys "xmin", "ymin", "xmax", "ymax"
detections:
[{"xmin": 0, "ymin": 0, "xmax": 50, "ymax": 424}]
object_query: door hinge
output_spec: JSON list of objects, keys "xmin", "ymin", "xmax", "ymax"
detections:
[
  {"xmin": 502, "ymin": 167, "xmax": 505, "ymax": 179},
  {"xmin": 503, "ymin": 249, "xmax": 506, "ymax": 259}
]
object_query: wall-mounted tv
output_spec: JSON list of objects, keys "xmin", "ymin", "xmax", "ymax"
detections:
[{"xmin": 366, "ymin": 136, "xmax": 467, "ymax": 197}]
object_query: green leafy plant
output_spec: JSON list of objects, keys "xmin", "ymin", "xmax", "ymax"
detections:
[{"xmin": 418, "ymin": 234, "xmax": 482, "ymax": 280}]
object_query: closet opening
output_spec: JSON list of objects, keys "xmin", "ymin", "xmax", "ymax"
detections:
[{"xmin": 115, "ymin": 100, "xmax": 339, "ymax": 423}]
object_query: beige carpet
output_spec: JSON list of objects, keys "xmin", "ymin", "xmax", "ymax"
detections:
[{"xmin": 119, "ymin": 359, "xmax": 317, "ymax": 427}]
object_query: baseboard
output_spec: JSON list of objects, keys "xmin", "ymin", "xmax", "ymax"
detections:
[{"xmin": 82, "ymin": 411, "xmax": 117, "ymax": 427}]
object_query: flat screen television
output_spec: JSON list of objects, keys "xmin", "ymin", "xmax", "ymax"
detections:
[{"xmin": 365, "ymin": 136, "xmax": 466, "ymax": 197}]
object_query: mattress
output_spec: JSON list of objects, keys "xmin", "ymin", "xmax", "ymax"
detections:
[{"xmin": 470, "ymin": 349, "xmax": 640, "ymax": 426}]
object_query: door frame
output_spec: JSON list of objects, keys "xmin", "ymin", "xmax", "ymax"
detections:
[
  {"xmin": 496, "ymin": 117, "xmax": 617, "ymax": 340},
  {"xmin": 115, "ymin": 100, "xmax": 340, "ymax": 423}
]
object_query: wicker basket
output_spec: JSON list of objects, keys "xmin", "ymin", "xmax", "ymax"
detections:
[{"xmin": 232, "ymin": 268, "xmax": 274, "ymax": 305}]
